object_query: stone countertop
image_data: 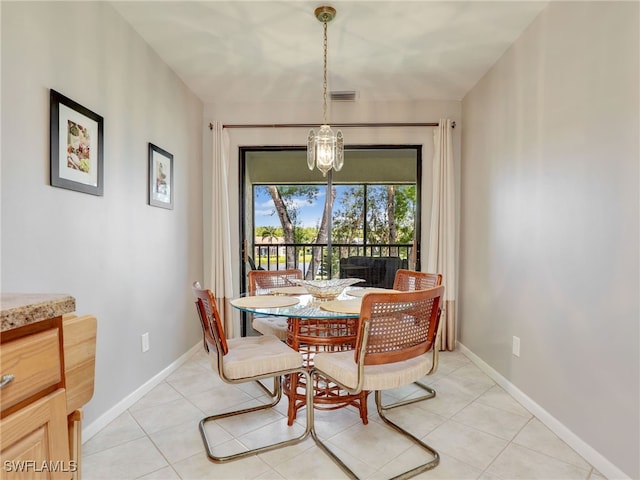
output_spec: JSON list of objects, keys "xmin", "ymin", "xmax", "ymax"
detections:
[{"xmin": 1, "ymin": 294, "xmax": 76, "ymax": 332}]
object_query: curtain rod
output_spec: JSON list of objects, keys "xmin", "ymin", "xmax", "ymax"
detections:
[{"xmin": 209, "ymin": 121, "xmax": 455, "ymax": 130}]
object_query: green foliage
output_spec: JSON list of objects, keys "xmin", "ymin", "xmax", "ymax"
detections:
[{"xmin": 255, "ymin": 183, "xmax": 415, "ymax": 245}]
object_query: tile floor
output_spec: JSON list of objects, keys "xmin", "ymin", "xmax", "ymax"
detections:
[{"xmin": 83, "ymin": 349, "xmax": 607, "ymax": 479}]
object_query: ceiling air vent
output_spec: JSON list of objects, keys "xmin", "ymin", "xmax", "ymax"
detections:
[{"xmin": 330, "ymin": 90, "xmax": 357, "ymax": 102}]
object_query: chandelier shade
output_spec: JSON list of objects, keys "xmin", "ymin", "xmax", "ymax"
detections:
[{"xmin": 307, "ymin": 6, "xmax": 344, "ymax": 177}]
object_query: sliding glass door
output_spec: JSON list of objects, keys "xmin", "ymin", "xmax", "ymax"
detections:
[{"xmin": 239, "ymin": 146, "xmax": 422, "ymax": 334}]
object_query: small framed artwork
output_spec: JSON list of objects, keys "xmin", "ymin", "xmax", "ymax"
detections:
[
  {"xmin": 50, "ymin": 89, "xmax": 104, "ymax": 196},
  {"xmin": 148, "ymin": 143, "xmax": 173, "ymax": 209}
]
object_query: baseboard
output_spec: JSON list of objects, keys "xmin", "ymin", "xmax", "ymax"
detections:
[
  {"xmin": 457, "ymin": 342, "xmax": 630, "ymax": 480},
  {"xmin": 82, "ymin": 343, "xmax": 201, "ymax": 442}
]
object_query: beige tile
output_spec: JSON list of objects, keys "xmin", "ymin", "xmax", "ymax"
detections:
[
  {"xmin": 166, "ymin": 368, "xmax": 226, "ymax": 398},
  {"xmin": 129, "ymin": 397, "xmax": 204, "ymax": 435},
  {"xmin": 172, "ymin": 450, "xmax": 271, "ymax": 479},
  {"xmin": 83, "ymin": 437, "xmax": 168, "ymax": 480},
  {"xmin": 254, "ymin": 468, "xmax": 287, "ymax": 480},
  {"xmin": 312, "ymin": 406, "xmax": 362, "ymax": 438},
  {"xmin": 135, "ymin": 465, "xmax": 180, "ymax": 479},
  {"xmin": 486, "ymin": 443, "xmax": 590, "ymax": 479},
  {"xmin": 187, "ymin": 349, "xmax": 214, "ymax": 370},
  {"xmin": 475, "ymin": 385, "xmax": 532, "ymax": 418},
  {"xmin": 235, "ymin": 415, "xmax": 307, "ymax": 451},
  {"xmin": 82, "ymin": 349, "xmax": 598, "ymax": 480},
  {"xmin": 372, "ymin": 450, "xmax": 481, "ymax": 480},
  {"xmin": 381, "ymin": 381, "xmax": 436, "ymax": 405},
  {"xmin": 213, "ymin": 405, "xmax": 288, "ymax": 437},
  {"xmin": 452, "ymin": 401, "xmax": 530, "ymax": 441},
  {"xmin": 446, "ymin": 363, "xmax": 496, "ymax": 396},
  {"xmin": 436, "ymin": 350, "xmax": 472, "ymax": 372},
  {"xmin": 235, "ymin": 377, "xmax": 279, "ymax": 398},
  {"xmin": 325, "ymin": 420, "xmax": 415, "ymax": 472},
  {"xmin": 147, "ymin": 420, "xmax": 206, "ymax": 464},
  {"xmin": 424, "ymin": 420, "xmax": 509, "ymax": 470},
  {"xmin": 188, "ymin": 383, "xmax": 257, "ymax": 414},
  {"xmin": 129, "ymin": 382, "xmax": 183, "ymax": 414},
  {"xmin": 513, "ymin": 418, "xmax": 591, "ymax": 471},
  {"xmin": 83, "ymin": 411, "xmax": 146, "ymax": 456},
  {"xmin": 478, "ymin": 472, "xmax": 507, "ymax": 480},
  {"xmin": 379, "ymin": 402, "xmax": 447, "ymax": 438},
  {"xmin": 257, "ymin": 436, "xmax": 316, "ymax": 469},
  {"xmin": 273, "ymin": 441, "xmax": 352, "ymax": 479},
  {"xmin": 200, "ymin": 414, "xmax": 235, "ymax": 447},
  {"xmin": 166, "ymin": 356, "xmax": 210, "ymax": 381},
  {"xmin": 417, "ymin": 377, "xmax": 477, "ymax": 418},
  {"xmin": 588, "ymin": 468, "xmax": 607, "ymax": 479}
]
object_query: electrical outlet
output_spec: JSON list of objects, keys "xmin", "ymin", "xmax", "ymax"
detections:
[
  {"xmin": 512, "ymin": 336, "xmax": 520, "ymax": 357},
  {"xmin": 141, "ymin": 332, "xmax": 150, "ymax": 353}
]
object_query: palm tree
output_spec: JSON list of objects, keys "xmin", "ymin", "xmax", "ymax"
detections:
[{"xmin": 261, "ymin": 226, "xmax": 278, "ymax": 244}]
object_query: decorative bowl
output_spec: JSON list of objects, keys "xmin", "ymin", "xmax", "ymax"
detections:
[{"xmin": 291, "ymin": 278, "xmax": 365, "ymax": 301}]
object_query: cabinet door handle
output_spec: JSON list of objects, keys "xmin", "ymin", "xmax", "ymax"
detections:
[{"xmin": 0, "ymin": 374, "xmax": 15, "ymax": 388}]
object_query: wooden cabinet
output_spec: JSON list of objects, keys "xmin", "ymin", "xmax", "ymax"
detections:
[
  {"xmin": 1, "ymin": 389, "xmax": 72, "ymax": 479},
  {"xmin": 1, "ymin": 301, "xmax": 96, "ymax": 480}
]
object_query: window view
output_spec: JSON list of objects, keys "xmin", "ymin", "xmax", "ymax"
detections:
[
  {"xmin": 252, "ymin": 183, "xmax": 417, "ymax": 281},
  {"xmin": 243, "ymin": 146, "xmax": 421, "ymax": 287}
]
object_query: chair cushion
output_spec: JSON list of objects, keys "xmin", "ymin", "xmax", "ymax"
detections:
[
  {"xmin": 313, "ymin": 350, "xmax": 433, "ymax": 391},
  {"xmin": 221, "ymin": 335, "xmax": 302, "ymax": 379},
  {"xmin": 252, "ymin": 316, "xmax": 288, "ymax": 341}
]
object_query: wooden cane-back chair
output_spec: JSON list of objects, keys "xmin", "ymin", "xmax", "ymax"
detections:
[
  {"xmin": 191, "ymin": 282, "xmax": 313, "ymax": 463},
  {"xmin": 393, "ymin": 269, "xmax": 442, "ymax": 291},
  {"xmin": 248, "ymin": 269, "xmax": 303, "ymax": 340},
  {"xmin": 388, "ymin": 269, "xmax": 444, "ymax": 410},
  {"xmin": 312, "ymin": 286, "xmax": 444, "ymax": 479}
]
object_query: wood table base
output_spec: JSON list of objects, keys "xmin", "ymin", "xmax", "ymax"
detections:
[{"xmin": 285, "ymin": 317, "xmax": 369, "ymax": 425}]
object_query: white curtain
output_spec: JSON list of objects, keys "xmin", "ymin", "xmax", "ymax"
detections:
[
  {"xmin": 207, "ymin": 122, "xmax": 235, "ymax": 337},
  {"xmin": 426, "ymin": 119, "xmax": 456, "ymax": 351}
]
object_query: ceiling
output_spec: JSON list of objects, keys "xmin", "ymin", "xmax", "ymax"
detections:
[{"xmin": 111, "ymin": 1, "xmax": 549, "ymax": 105}]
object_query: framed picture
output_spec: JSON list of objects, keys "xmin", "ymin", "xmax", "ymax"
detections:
[
  {"xmin": 148, "ymin": 143, "xmax": 173, "ymax": 209},
  {"xmin": 50, "ymin": 89, "xmax": 104, "ymax": 196}
]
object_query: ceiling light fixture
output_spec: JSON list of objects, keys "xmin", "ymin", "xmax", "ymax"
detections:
[{"xmin": 307, "ymin": 5, "xmax": 343, "ymax": 177}]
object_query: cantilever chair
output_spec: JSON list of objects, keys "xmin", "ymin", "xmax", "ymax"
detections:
[
  {"xmin": 191, "ymin": 282, "xmax": 313, "ymax": 462},
  {"xmin": 248, "ymin": 268, "xmax": 303, "ymax": 341},
  {"xmin": 385, "ymin": 269, "xmax": 443, "ymax": 410},
  {"xmin": 312, "ymin": 286, "xmax": 444, "ymax": 479}
]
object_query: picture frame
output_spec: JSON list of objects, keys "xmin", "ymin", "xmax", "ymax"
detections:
[
  {"xmin": 50, "ymin": 89, "xmax": 104, "ymax": 196},
  {"xmin": 148, "ymin": 143, "xmax": 174, "ymax": 209}
]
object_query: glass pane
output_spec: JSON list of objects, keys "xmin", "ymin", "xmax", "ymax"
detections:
[{"xmin": 332, "ymin": 185, "xmax": 364, "ymax": 245}]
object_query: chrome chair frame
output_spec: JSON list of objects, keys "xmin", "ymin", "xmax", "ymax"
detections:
[
  {"xmin": 380, "ymin": 270, "xmax": 443, "ymax": 411},
  {"xmin": 311, "ymin": 287, "xmax": 444, "ymax": 480},
  {"xmin": 192, "ymin": 283, "xmax": 314, "ymax": 463}
]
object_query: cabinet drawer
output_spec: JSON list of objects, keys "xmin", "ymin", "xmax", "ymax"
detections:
[{"xmin": 1, "ymin": 329, "xmax": 62, "ymax": 413}]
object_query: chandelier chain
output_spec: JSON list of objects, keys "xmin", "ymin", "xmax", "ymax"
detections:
[{"xmin": 322, "ymin": 20, "xmax": 328, "ymax": 125}]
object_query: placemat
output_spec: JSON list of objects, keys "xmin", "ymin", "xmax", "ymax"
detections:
[
  {"xmin": 270, "ymin": 286, "xmax": 308, "ymax": 295},
  {"xmin": 346, "ymin": 288, "xmax": 400, "ymax": 298},
  {"xmin": 231, "ymin": 295, "xmax": 299, "ymax": 309},
  {"xmin": 319, "ymin": 299, "xmax": 362, "ymax": 314}
]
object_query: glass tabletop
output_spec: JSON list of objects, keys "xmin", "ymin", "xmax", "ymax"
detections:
[{"xmin": 230, "ymin": 291, "xmax": 362, "ymax": 319}]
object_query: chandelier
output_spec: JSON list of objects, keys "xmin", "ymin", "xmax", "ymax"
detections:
[{"xmin": 307, "ymin": 6, "xmax": 344, "ymax": 177}]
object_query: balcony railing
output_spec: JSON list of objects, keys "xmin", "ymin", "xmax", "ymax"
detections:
[{"xmin": 252, "ymin": 242, "xmax": 415, "ymax": 279}]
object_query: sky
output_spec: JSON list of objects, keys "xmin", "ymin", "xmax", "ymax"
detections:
[{"xmin": 254, "ymin": 185, "xmax": 331, "ymax": 229}]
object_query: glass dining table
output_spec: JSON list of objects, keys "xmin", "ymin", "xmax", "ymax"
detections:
[{"xmin": 230, "ymin": 287, "xmax": 379, "ymax": 426}]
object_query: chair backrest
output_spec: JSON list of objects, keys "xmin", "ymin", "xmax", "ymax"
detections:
[
  {"xmin": 393, "ymin": 269, "xmax": 442, "ymax": 291},
  {"xmin": 248, "ymin": 269, "xmax": 303, "ymax": 295},
  {"xmin": 356, "ymin": 286, "xmax": 444, "ymax": 366},
  {"xmin": 191, "ymin": 282, "xmax": 228, "ymax": 354}
]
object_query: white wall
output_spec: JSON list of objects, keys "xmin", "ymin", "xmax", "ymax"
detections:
[
  {"xmin": 460, "ymin": 2, "xmax": 639, "ymax": 478},
  {"xmin": 1, "ymin": 2, "xmax": 204, "ymax": 427},
  {"xmin": 203, "ymin": 99, "xmax": 462, "ymax": 324}
]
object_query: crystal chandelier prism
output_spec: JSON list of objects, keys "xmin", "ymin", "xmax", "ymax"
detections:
[{"xmin": 307, "ymin": 6, "xmax": 344, "ymax": 177}]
